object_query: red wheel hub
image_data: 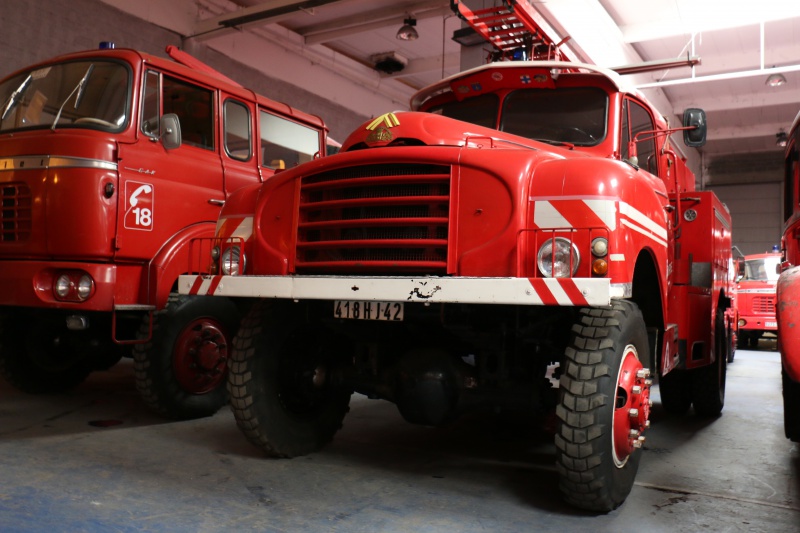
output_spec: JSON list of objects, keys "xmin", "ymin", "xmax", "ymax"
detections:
[
  {"xmin": 173, "ymin": 318, "xmax": 229, "ymax": 394},
  {"xmin": 612, "ymin": 345, "xmax": 651, "ymax": 467}
]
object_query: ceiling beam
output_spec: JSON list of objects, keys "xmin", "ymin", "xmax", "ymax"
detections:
[
  {"xmin": 665, "ymin": 90, "xmax": 800, "ymax": 114},
  {"xmin": 303, "ymin": 3, "xmax": 451, "ymax": 45},
  {"xmin": 192, "ymin": 0, "xmax": 340, "ymax": 39}
]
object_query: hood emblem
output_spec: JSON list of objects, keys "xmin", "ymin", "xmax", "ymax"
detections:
[
  {"xmin": 366, "ymin": 112, "xmax": 400, "ymax": 144},
  {"xmin": 367, "ymin": 112, "xmax": 400, "ymax": 130}
]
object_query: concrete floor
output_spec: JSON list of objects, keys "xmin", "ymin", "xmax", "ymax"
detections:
[{"xmin": 1, "ymin": 344, "xmax": 798, "ymax": 532}]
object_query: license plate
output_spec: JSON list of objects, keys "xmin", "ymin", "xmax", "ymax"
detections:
[
  {"xmin": 766, "ymin": 321, "xmax": 777, "ymax": 328},
  {"xmin": 334, "ymin": 300, "xmax": 404, "ymax": 321}
]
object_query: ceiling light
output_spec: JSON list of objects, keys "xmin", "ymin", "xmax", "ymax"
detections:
[
  {"xmin": 777, "ymin": 131, "xmax": 788, "ymax": 147},
  {"xmin": 396, "ymin": 17, "xmax": 418, "ymax": 41},
  {"xmin": 766, "ymin": 73, "xmax": 787, "ymax": 87}
]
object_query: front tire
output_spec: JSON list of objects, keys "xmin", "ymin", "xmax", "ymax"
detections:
[
  {"xmin": 228, "ymin": 300, "xmax": 353, "ymax": 457},
  {"xmin": 556, "ymin": 300, "xmax": 652, "ymax": 512},
  {"xmin": 783, "ymin": 368, "xmax": 800, "ymax": 442},
  {"xmin": 0, "ymin": 315, "xmax": 91, "ymax": 393},
  {"xmin": 133, "ymin": 293, "xmax": 239, "ymax": 419}
]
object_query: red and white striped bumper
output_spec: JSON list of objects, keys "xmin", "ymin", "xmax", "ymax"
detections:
[{"xmin": 179, "ymin": 274, "xmax": 619, "ymax": 307}]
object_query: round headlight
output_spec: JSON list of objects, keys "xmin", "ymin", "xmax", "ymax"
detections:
[
  {"xmin": 537, "ymin": 237, "xmax": 580, "ymax": 278},
  {"xmin": 55, "ymin": 274, "xmax": 71, "ymax": 298},
  {"xmin": 77, "ymin": 275, "xmax": 93, "ymax": 300},
  {"xmin": 220, "ymin": 247, "xmax": 245, "ymax": 276}
]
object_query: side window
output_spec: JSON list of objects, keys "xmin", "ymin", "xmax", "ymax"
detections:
[
  {"xmin": 141, "ymin": 70, "xmax": 160, "ymax": 138},
  {"xmin": 621, "ymin": 99, "xmax": 657, "ymax": 174},
  {"xmin": 260, "ymin": 111, "xmax": 320, "ymax": 170},
  {"xmin": 629, "ymin": 100, "xmax": 657, "ymax": 175},
  {"xmin": 224, "ymin": 99, "xmax": 251, "ymax": 161},
  {"xmin": 163, "ymin": 76, "xmax": 214, "ymax": 150}
]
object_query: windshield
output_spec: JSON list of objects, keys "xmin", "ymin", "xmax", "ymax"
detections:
[
  {"xmin": 0, "ymin": 60, "xmax": 129, "ymax": 133},
  {"xmin": 743, "ymin": 257, "xmax": 780, "ymax": 281},
  {"xmin": 428, "ymin": 87, "xmax": 608, "ymax": 146}
]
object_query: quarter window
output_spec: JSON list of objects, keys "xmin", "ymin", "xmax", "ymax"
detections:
[
  {"xmin": 224, "ymin": 100, "xmax": 251, "ymax": 161},
  {"xmin": 260, "ymin": 111, "xmax": 320, "ymax": 170}
]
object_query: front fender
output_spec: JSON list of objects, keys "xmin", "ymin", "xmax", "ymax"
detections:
[
  {"xmin": 777, "ymin": 265, "xmax": 800, "ymax": 381},
  {"xmin": 149, "ymin": 222, "xmax": 219, "ymax": 309}
]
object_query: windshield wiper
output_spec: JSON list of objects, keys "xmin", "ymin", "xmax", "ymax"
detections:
[
  {"xmin": 533, "ymin": 138, "xmax": 575, "ymax": 149},
  {"xmin": 1, "ymin": 74, "xmax": 32, "ymax": 121},
  {"xmin": 51, "ymin": 64, "xmax": 94, "ymax": 130}
]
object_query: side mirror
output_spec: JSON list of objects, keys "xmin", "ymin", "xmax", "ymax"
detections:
[
  {"xmin": 160, "ymin": 113, "xmax": 182, "ymax": 150},
  {"xmin": 683, "ymin": 108, "xmax": 707, "ymax": 147}
]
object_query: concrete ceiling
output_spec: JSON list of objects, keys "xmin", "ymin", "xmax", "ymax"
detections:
[{"xmin": 104, "ymin": 0, "xmax": 800, "ymax": 175}]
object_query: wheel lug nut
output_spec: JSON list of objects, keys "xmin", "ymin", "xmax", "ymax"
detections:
[
  {"xmin": 637, "ymin": 368, "xmax": 651, "ymax": 379},
  {"xmin": 632, "ymin": 385, "xmax": 642, "ymax": 394},
  {"xmin": 629, "ymin": 429, "xmax": 640, "ymax": 438},
  {"xmin": 629, "ymin": 408, "xmax": 639, "ymax": 418},
  {"xmin": 645, "ymin": 420, "xmax": 651, "ymax": 429}
]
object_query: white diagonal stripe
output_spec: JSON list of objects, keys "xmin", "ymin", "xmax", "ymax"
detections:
[{"xmin": 534, "ymin": 201, "xmax": 571, "ymax": 229}]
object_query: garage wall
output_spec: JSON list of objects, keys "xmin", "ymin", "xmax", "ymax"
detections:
[
  {"xmin": 0, "ymin": 0, "xmax": 367, "ymax": 141},
  {"xmin": 710, "ymin": 183, "xmax": 783, "ymax": 256}
]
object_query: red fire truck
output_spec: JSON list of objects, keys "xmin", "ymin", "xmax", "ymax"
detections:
[
  {"xmin": 0, "ymin": 44, "xmax": 327, "ymax": 419},
  {"xmin": 736, "ymin": 250, "xmax": 780, "ymax": 349},
  {"xmin": 180, "ymin": 3, "xmax": 734, "ymax": 512},
  {"xmin": 777, "ymin": 110, "xmax": 800, "ymax": 442},
  {"xmin": 180, "ymin": 62, "xmax": 734, "ymax": 512}
]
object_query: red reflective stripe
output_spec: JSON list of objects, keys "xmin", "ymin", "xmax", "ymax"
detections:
[
  {"xmin": 528, "ymin": 278, "xmax": 558, "ymax": 305},
  {"xmin": 189, "ymin": 276, "xmax": 205, "ymax": 296},
  {"xmin": 207, "ymin": 276, "xmax": 224, "ymax": 295},
  {"xmin": 549, "ymin": 199, "xmax": 607, "ymax": 230},
  {"xmin": 558, "ymin": 278, "xmax": 589, "ymax": 307}
]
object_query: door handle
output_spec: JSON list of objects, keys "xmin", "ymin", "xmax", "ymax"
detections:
[{"xmin": 208, "ymin": 199, "xmax": 225, "ymax": 207}]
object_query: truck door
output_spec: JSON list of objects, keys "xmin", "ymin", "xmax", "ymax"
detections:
[
  {"xmin": 115, "ymin": 69, "xmax": 223, "ymax": 263},
  {"xmin": 220, "ymin": 97, "xmax": 261, "ymax": 196}
]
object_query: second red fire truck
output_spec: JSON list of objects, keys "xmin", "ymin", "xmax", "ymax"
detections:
[{"xmin": 0, "ymin": 44, "xmax": 327, "ymax": 419}]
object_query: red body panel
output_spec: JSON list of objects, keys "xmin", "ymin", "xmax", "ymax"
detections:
[
  {"xmin": 189, "ymin": 61, "xmax": 732, "ymax": 382},
  {"xmin": 737, "ymin": 252, "xmax": 780, "ymax": 334},
  {"xmin": 778, "ymin": 111, "xmax": 800, "ymax": 382}
]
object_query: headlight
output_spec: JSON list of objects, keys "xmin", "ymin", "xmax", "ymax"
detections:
[
  {"xmin": 220, "ymin": 246, "xmax": 245, "ymax": 275},
  {"xmin": 77, "ymin": 275, "xmax": 93, "ymax": 300},
  {"xmin": 537, "ymin": 237, "xmax": 579, "ymax": 278},
  {"xmin": 55, "ymin": 274, "xmax": 71, "ymax": 298}
]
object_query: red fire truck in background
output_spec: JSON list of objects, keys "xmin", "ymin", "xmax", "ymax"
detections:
[
  {"xmin": 0, "ymin": 43, "xmax": 327, "ymax": 419},
  {"xmin": 736, "ymin": 250, "xmax": 780, "ymax": 349},
  {"xmin": 777, "ymin": 110, "xmax": 800, "ymax": 443}
]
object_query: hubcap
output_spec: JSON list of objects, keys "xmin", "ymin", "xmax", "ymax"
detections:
[
  {"xmin": 173, "ymin": 319, "xmax": 229, "ymax": 394},
  {"xmin": 612, "ymin": 345, "xmax": 651, "ymax": 467}
]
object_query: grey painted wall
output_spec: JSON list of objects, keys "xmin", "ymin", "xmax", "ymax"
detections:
[{"xmin": 0, "ymin": 0, "xmax": 367, "ymax": 142}]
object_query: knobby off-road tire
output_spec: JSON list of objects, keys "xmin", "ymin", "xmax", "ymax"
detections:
[
  {"xmin": 556, "ymin": 300, "xmax": 651, "ymax": 513},
  {"xmin": 659, "ymin": 369, "xmax": 692, "ymax": 415},
  {"xmin": 228, "ymin": 300, "xmax": 353, "ymax": 457},
  {"xmin": 133, "ymin": 293, "xmax": 239, "ymax": 420},
  {"xmin": 783, "ymin": 368, "xmax": 800, "ymax": 442},
  {"xmin": 691, "ymin": 311, "xmax": 727, "ymax": 417},
  {"xmin": 0, "ymin": 316, "xmax": 91, "ymax": 393}
]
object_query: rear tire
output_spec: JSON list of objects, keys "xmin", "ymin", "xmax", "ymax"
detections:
[
  {"xmin": 783, "ymin": 368, "xmax": 800, "ymax": 442},
  {"xmin": 228, "ymin": 300, "xmax": 353, "ymax": 457},
  {"xmin": 691, "ymin": 311, "xmax": 727, "ymax": 417},
  {"xmin": 133, "ymin": 293, "xmax": 239, "ymax": 419},
  {"xmin": 658, "ymin": 370, "xmax": 692, "ymax": 415},
  {"xmin": 556, "ymin": 300, "xmax": 652, "ymax": 512}
]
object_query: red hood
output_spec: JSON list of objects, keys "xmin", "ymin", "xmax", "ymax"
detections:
[{"xmin": 341, "ymin": 111, "xmax": 580, "ymax": 155}]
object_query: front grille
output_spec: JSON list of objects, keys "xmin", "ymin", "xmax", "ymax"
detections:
[
  {"xmin": 296, "ymin": 163, "xmax": 451, "ymax": 273},
  {"xmin": 0, "ymin": 183, "xmax": 32, "ymax": 242},
  {"xmin": 753, "ymin": 295, "xmax": 775, "ymax": 314}
]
